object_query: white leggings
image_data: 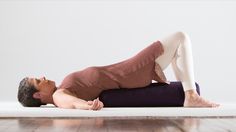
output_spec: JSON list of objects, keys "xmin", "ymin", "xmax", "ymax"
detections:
[{"xmin": 155, "ymin": 31, "xmax": 196, "ymax": 91}]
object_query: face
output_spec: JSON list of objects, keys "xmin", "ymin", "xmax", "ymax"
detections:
[{"xmin": 27, "ymin": 77, "xmax": 56, "ymax": 103}]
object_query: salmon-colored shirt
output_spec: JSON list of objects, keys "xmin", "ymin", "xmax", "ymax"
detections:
[{"xmin": 59, "ymin": 41, "xmax": 166, "ymax": 101}]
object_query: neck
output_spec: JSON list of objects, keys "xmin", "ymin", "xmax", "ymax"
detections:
[
  {"xmin": 46, "ymin": 96, "xmax": 54, "ymax": 105},
  {"xmin": 45, "ymin": 87, "xmax": 57, "ymax": 105}
]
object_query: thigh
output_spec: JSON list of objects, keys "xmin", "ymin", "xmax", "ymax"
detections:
[{"xmin": 155, "ymin": 32, "xmax": 181, "ymax": 70}]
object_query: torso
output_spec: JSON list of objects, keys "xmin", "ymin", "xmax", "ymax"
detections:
[{"xmin": 58, "ymin": 41, "xmax": 164, "ymax": 101}]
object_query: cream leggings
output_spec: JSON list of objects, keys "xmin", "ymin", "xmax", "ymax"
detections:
[{"xmin": 155, "ymin": 31, "xmax": 196, "ymax": 91}]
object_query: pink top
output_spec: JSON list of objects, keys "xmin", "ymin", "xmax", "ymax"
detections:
[{"xmin": 59, "ymin": 41, "xmax": 166, "ymax": 100}]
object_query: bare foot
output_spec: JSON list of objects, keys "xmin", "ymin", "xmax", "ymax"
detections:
[{"xmin": 184, "ymin": 91, "xmax": 220, "ymax": 107}]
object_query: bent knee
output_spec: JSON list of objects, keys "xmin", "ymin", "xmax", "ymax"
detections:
[
  {"xmin": 174, "ymin": 31, "xmax": 189, "ymax": 41},
  {"xmin": 160, "ymin": 31, "xmax": 190, "ymax": 49}
]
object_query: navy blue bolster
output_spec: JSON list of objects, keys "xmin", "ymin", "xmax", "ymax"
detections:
[{"xmin": 99, "ymin": 81, "xmax": 200, "ymax": 107}]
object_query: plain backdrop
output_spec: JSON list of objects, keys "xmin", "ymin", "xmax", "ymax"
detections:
[{"xmin": 0, "ymin": 0, "xmax": 236, "ymax": 104}]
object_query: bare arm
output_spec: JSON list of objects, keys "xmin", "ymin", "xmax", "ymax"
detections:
[{"xmin": 52, "ymin": 89, "xmax": 104, "ymax": 110}]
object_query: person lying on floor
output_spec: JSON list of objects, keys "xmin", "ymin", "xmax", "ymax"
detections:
[{"xmin": 17, "ymin": 31, "xmax": 220, "ymax": 110}]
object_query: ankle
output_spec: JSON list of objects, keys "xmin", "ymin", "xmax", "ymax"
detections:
[{"xmin": 185, "ymin": 90, "xmax": 199, "ymax": 99}]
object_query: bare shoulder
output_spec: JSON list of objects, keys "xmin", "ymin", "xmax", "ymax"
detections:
[
  {"xmin": 53, "ymin": 88, "xmax": 72, "ymax": 95},
  {"xmin": 52, "ymin": 89, "xmax": 75, "ymax": 108}
]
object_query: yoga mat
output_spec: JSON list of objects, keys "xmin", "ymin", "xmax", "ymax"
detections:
[{"xmin": 0, "ymin": 102, "xmax": 235, "ymax": 117}]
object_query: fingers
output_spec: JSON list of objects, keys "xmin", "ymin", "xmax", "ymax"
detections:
[
  {"xmin": 91, "ymin": 98, "xmax": 99, "ymax": 110},
  {"xmin": 165, "ymin": 81, "xmax": 170, "ymax": 85},
  {"xmin": 94, "ymin": 98, "xmax": 100, "ymax": 110},
  {"xmin": 89, "ymin": 98, "xmax": 104, "ymax": 111},
  {"xmin": 97, "ymin": 98, "xmax": 104, "ymax": 110},
  {"xmin": 87, "ymin": 101, "xmax": 93, "ymax": 105},
  {"xmin": 100, "ymin": 101, "xmax": 104, "ymax": 109},
  {"xmin": 89, "ymin": 98, "xmax": 99, "ymax": 110}
]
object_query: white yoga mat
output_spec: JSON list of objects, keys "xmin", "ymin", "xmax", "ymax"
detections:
[{"xmin": 0, "ymin": 102, "xmax": 236, "ymax": 117}]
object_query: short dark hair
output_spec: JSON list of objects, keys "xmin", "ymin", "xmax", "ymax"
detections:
[{"xmin": 17, "ymin": 77, "xmax": 43, "ymax": 107}]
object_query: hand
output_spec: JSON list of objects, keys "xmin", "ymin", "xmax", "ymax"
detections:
[
  {"xmin": 165, "ymin": 81, "xmax": 170, "ymax": 84},
  {"xmin": 87, "ymin": 98, "xmax": 104, "ymax": 111}
]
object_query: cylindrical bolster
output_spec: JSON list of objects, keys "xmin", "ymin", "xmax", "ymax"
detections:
[{"xmin": 99, "ymin": 81, "xmax": 200, "ymax": 107}]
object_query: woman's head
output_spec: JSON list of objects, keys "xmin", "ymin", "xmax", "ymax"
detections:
[{"xmin": 17, "ymin": 77, "xmax": 56, "ymax": 107}]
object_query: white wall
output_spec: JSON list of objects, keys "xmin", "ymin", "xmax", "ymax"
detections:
[{"xmin": 0, "ymin": 0, "xmax": 236, "ymax": 103}]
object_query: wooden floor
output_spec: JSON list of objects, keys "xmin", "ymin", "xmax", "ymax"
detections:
[{"xmin": 0, "ymin": 117, "xmax": 236, "ymax": 132}]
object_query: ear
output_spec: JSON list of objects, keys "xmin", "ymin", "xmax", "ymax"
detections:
[{"xmin": 33, "ymin": 92, "xmax": 41, "ymax": 99}]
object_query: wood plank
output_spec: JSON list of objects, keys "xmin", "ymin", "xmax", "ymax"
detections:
[{"xmin": 0, "ymin": 117, "xmax": 236, "ymax": 132}]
